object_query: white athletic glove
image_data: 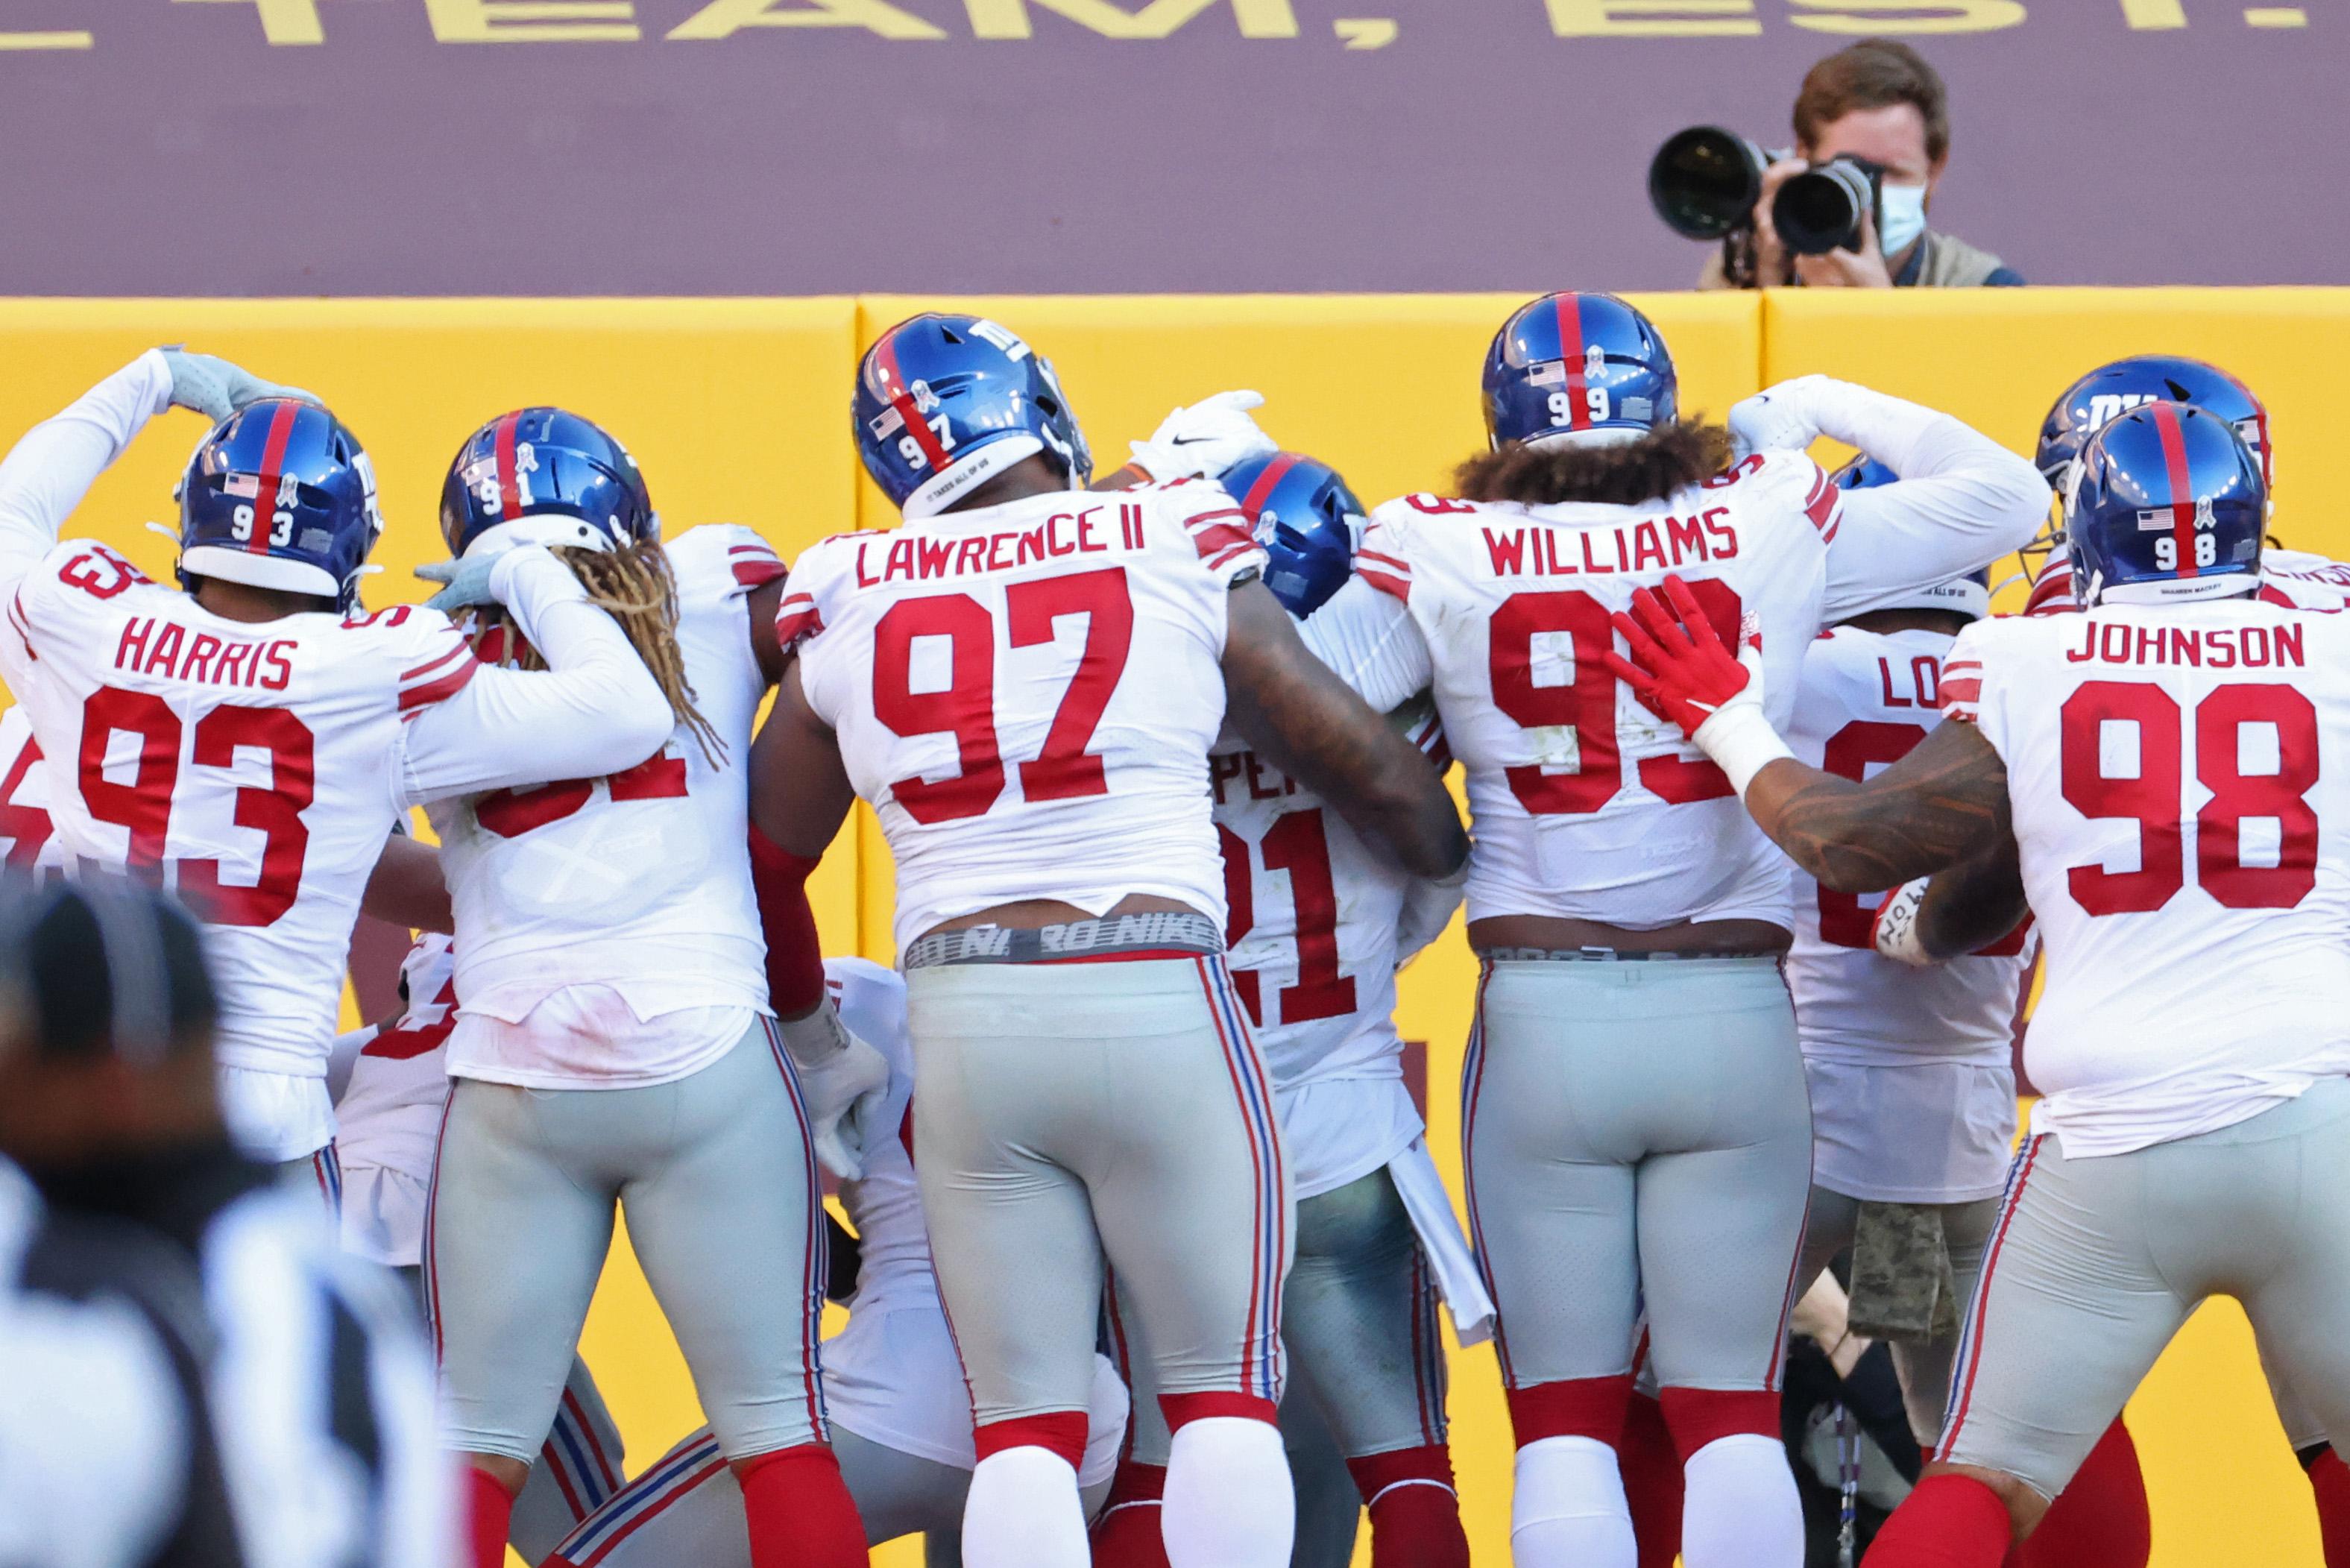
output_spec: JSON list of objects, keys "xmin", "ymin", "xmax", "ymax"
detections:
[
  {"xmin": 1127, "ymin": 389, "xmax": 1279, "ymax": 483},
  {"xmin": 1727, "ymin": 374, "xmax": 1837, "ymax": 462},
  {"xmin": 775, "ymin": 1001, "xmax": 892, "ymax": 1182},
  {"xmin": 1871, "ymin": 877, "xmax": 1936, "ymax": 966},
  {"xmin": 157, "ymin": 348, "xmax": 317, "ymax": 424},
  {"xmin": 415, "ymin": 537, "xmax": 535, "ymax": 612}
]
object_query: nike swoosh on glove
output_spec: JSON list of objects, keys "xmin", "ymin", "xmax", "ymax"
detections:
[
  {"xmin": 1727, "ymin": 374, "xmax": 1832, "ymax": 462},
  {"xmin": 158, "ymin": 348, "xmax": 319, "ymax": 424},
  {"xmin": 775, "ymin": 1001, "xmax": 892, "ymax": 1182},
  {"xmin": 1127, "ymin": 389, "xmax": 1278, "ymax": 482}
]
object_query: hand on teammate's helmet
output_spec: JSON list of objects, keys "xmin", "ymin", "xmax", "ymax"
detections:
[
  {"xmin": 416, "ymin": 538, "xmax": 537, "ymax": 614},
  {"xmin": 157, "ymin": 348, "xmax": 318, "ymax": 424},
  {"xmin": 779, "ymin": 1003, "xmax": 892, "ymax": 1181},
  {"xmin": 1604, "ymin": 575, "xmax": 1765, "ymax": 741},
  {"xmin": 1127, "ymin": 389, "xmax": 1279, "ymax": 483},
  {"xmin": 1727, "ymin": 374, "xmax": 1833, "ymax": 462}
]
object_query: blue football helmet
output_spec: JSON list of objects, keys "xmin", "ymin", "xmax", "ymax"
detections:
[
  {"xmin": 1833, "ymin": 454, "xmax": 1988, "ymax": 621},
  {"xmin": 855, "ymin": 314, "xmax": 1091, "ymax": 519},
  {"xmin": 177, "ymin": 397, "xmax": 382, "ymax": 611},
  {"xmin": 441, "ymin": 408, "xmax": 657, "ymax": 560},
  {"xmin": 2067, "ymin": 402, "xmax": 2266, "ymax": 607},
  {"xmin": 1220, "ymin": 451, "xmax": 1366, "ymax": 618},
  {"xmin": 1483, "ymin": 292, "xmax": 1677, "ymax": 451},
  {"xmin": 2035, "ymin": 355, "xmax": 2271, "ymax": 493}
]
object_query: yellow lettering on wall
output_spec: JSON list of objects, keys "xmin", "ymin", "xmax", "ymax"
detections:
[
  {"xmin": 1789, "ymin": 0, "xmax": 2025, "ymax": 30},
  {"xmin": 2119, "ymin": 0, "xmax": 2186, "ymax": 24},
  {"xmin": 175, "ymin": 0, "xmax": 325, "ymax": 44},
  {"xmin": 0, "ymin": 28, "xmax": 92, "ymax": 45},
  {"xmin": 1544, "ymin": 0, "xmax": 1759, "ymax": 37},
  {"xmin": 424, "ymin": 0, "xmax": 640, "ymax": 40},
  {"xmin": 965, "ymin": 0, "xmax": 1298, "ymax": 39},
  {"xmin": 670, "ymin": 0, "xmax": 945, "ymax": 37}
]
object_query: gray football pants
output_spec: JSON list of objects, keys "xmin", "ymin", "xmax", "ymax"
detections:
[
  {"xmin": 427, "ymin": 1018, "xmax": 828, "ymax": 1464},
  {"xmin": 1119, "ymin": 1166, "xmax": 1449, "ymax": 1465},
  {"xmin": 906, "ymin": 956, "xmax": 1291, "ymax": 1435},
  {"xmin": 1796, "ymin": 1188, "xmax": 1998, "ymax": 1448},
  {"xmin": 394, "ymin": 1267, "xmax": 623, "ymax": 1564},
  {"xmin": 1938, "ymin": 1076, "xmax": 2350, "ymax": 1500},
  {"xmin": 1464, "ymin": 957, "xmax": 1812, "ymax": 1408}
]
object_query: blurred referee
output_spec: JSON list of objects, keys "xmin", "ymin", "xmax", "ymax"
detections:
[{"xmin": 0, "ymin": 875, "xmax": 448, "ymax": 1567}]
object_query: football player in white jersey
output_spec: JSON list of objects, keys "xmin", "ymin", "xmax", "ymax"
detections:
[
  {"xmin": 750, "ymin": 314, "xmax": 1468, "ymax": 1568},
  {"xmin": 415, "ymin": 408, "xmax": 883, "ymax": 1568},
  {"xmin": 0, "ymin": 353, "xmax": 672, "ymax": 1193},
  {"xmin": 1301, "ymin": 292, "xmax": 2044, "ymax": 1568},
  {"xmin": 1608, "ymin": 403, "xmax": 2350, "ymax": 1566},
  {"xmin": 1091, "ymin": 449, "xmax": 1490, "ymax": 1568},
  {"xmin": 535, "ymin": 957, "xmax": 1133, "ymax": 1568},
  {"xmin": 328, "ymin": 932, "xmax": 631, "ymax": 1564},
  {"xmin": 1783, "ymin": 457, "xmax": 2032, "ymax": 1458}
]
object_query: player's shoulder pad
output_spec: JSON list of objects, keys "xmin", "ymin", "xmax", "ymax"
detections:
[
  {"xmin": 342, "ymin": 603, "xmax": 481, "ymax": 717},
  {"xmin": 1712, "ymin": 450, "xmax": 1842, "ymax": 544},
  {"xmin": 775, "ymin": 530, "xmax": 876, "ymax": 650},
  {"xmin": 1935, "ymin": 614, "xmax": 2025, "ymax": 722},
  {"xmin": 663, "ymin": 523, "xmax": 787, "ymax": 599},
  {"xmin": 1133, "ymin": 479, "xmax": 1261, "ymax": 579}
]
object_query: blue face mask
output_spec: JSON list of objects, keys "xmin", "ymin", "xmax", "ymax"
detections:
[{"xmin": 1880, "ymin": 181, "xmax": 1929, "ymax": 258}]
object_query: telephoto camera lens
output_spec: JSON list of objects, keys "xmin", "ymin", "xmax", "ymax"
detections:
[
  {"xmin": 1772, "ymin": 155, "xmax": 1884, "ymax": 256},
  {"xmin": 1648, "ymin": 127, "xmax": 1772, "ymax": 241}
]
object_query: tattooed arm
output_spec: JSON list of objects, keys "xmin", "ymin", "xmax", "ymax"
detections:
[
  {"xmin": 1222, "ymin": 579, "xmax": 1469, "ymax": 880},
  {"xmin": 1912, "ymin": 832, "xmax": 2030, "ymax": 960},
  {"xmin": 1744, "ymin": 717, "xmax": 2013, "ymax": 894}
]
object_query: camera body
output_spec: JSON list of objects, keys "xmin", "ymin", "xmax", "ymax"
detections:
[{"xmin": 1648, "ymin": 126, "xmax": 1888, "ymax": 274}]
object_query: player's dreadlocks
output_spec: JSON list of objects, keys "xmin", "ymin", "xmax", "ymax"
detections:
[
  {"xmin": 485, "ymin": 541, "xmax": 725, "ymax": 766},
  {"xmin": 1453, "ymin": 420, "xmax": 1735, "ymax": 511}
]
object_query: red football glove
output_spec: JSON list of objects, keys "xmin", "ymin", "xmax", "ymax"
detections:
[{"xmin": 1602, "ymin": 575, "xmax": 1757, "ymax": 742}]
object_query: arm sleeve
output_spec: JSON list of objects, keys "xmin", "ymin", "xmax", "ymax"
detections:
[
  {"xmin": 1810, "ymin": 380, "xmax": 2050, "ymax": 623},
  {"xmin": 0, "ymin": 353, "xmax": 174, "ymax": 599},
  {"xmin": 397, "ymin": 550, "xmax": 673, "ymax": 805},
  {"xmin": 1297, "ymin": 576, "xmax": 1434, "ymax": 714}
]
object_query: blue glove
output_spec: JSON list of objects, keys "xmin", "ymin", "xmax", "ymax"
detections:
[
  {"xmin": 157, "ymin": 348, "xmax": 318, "ymax": 424},
  {"xmin": 415, "ymin": 555, "xmax": 503, "ymax": 614}
]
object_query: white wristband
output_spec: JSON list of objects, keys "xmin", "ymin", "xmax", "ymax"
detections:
[
  {"xmin": 1689, "ymin": 702, "xmax": 1795, "ymax": 799},
  {"xmin": 774, "ymin": 998, "xmax": 850, "ymax": 1066},
  {"xmin": 1871, "ymin": 878, "xmax": 1935, "ymax": 966}
]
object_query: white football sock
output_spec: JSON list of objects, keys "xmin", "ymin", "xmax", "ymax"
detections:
[
  {"xmin": 960, "ymin": 1446, "xmax": 1088, "ymax": 1568},
  {"xmin": 1509, "ymin": 1435, "xmax": 1637, "ymax": 1568},
  {"xmin": 1162, "ymin": 1416, "xmax": 1294, "ymax": 1568},
  {"xmin": 1681, "ymin": 1432, "xmax": 1804, "ymax": 1568}
]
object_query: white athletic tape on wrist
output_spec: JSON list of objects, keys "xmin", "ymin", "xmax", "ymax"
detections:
[
  {"xmin": 1871, "ymin": 878, "xmax": 1935, "ymax": 967},
  {"xmin": 1689, "ymin": 702, "xmax": 1795, "ymax": 799}
]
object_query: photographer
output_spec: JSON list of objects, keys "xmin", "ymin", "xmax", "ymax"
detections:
[{"xmin": 1698, "ymin": 40, "xmax": 2023, "ymax": 290}]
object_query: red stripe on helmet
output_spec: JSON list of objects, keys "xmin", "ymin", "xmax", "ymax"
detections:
[
  {"xmin": 873, "ymin": 331, "xmax": 951, "ymax": 472},
  {"xmin": 2149, "ymin": 402, "xmax": 2198, "ymax": 579},
  {"xmin": 1238, "ymin": 453, "xmax": 1300, "ymax": 520},
  {"xmin": 491, "ymin": 411, "xmax": 523, "ymax": 523},
  {"xmin": 1554, "ymin": 294, "xmax": 1588, "ymax": 431},
  {"xmin": 245, "ymin": 400, "xmax": 301, "ymax": 555}
]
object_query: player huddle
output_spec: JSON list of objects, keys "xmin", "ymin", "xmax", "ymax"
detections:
[{"xmin": 0, "ymin": 295, "xmax": 2340, "ymax": 1568}]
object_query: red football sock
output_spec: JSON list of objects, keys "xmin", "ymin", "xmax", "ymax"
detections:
[
  {"xmin": 2019, "ymin": 1419, "xmax": 2149, "ymax": 1568},
  {"xmin": 1346, "ymin": 1445, "xmax": 1470, "ymax": 1568},
  {"xmin": 1618, "ymin": 1393, "xmax": 1685, "ymax": 1568},
  {"xmin": 738, "ymin": 1442, "xmax": 869, "ymax": 1567},
  {"xmin": 2308, "ymin": 1447, "xmax": 2350, "ymax": 1567},
  {"xmin": 465, "ymin": 1467, "xmax": 515, "ymax": 1568},
  {"xmin": 1862, "ymin": 1473, "xmax": 2013, "ymax": 1567},
  {"xmin": 1089, "ymin": 1461, "xmax": 1171, "ymax": 1568}
]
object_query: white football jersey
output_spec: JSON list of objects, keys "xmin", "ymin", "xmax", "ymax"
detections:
[
  {"xmin": 431, "ymin": 526, "xmax": 785, "ymax": 1089},
  {"xmin": 0, "ymin": 544, "xmax": 485, "ymax": 1086},
  {"xmin": 0, "ymin": 353, "xmax": 675, "ymax": 1158},
  {"xmin": 1358, "ymin": 453, "xmax": 1843, "ymax": 927},
  {"xmin": 1786, "ymin": 624, "xmax": 2029, "ymax": 1202},
  {"xmin": 785, "ymin": 481, "xmax": 1265, "ymax": 953},
  {"xmin": 1945, "ymin": 601, "xmax": 2350, "ymax": 1157},
  {"xmin": 0, "ymin": 707, "xmax": 58, "ymax": 875},
  {"xmin": 333, "ymin": 933, "xmax": 458, "ymax": 1268}
]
